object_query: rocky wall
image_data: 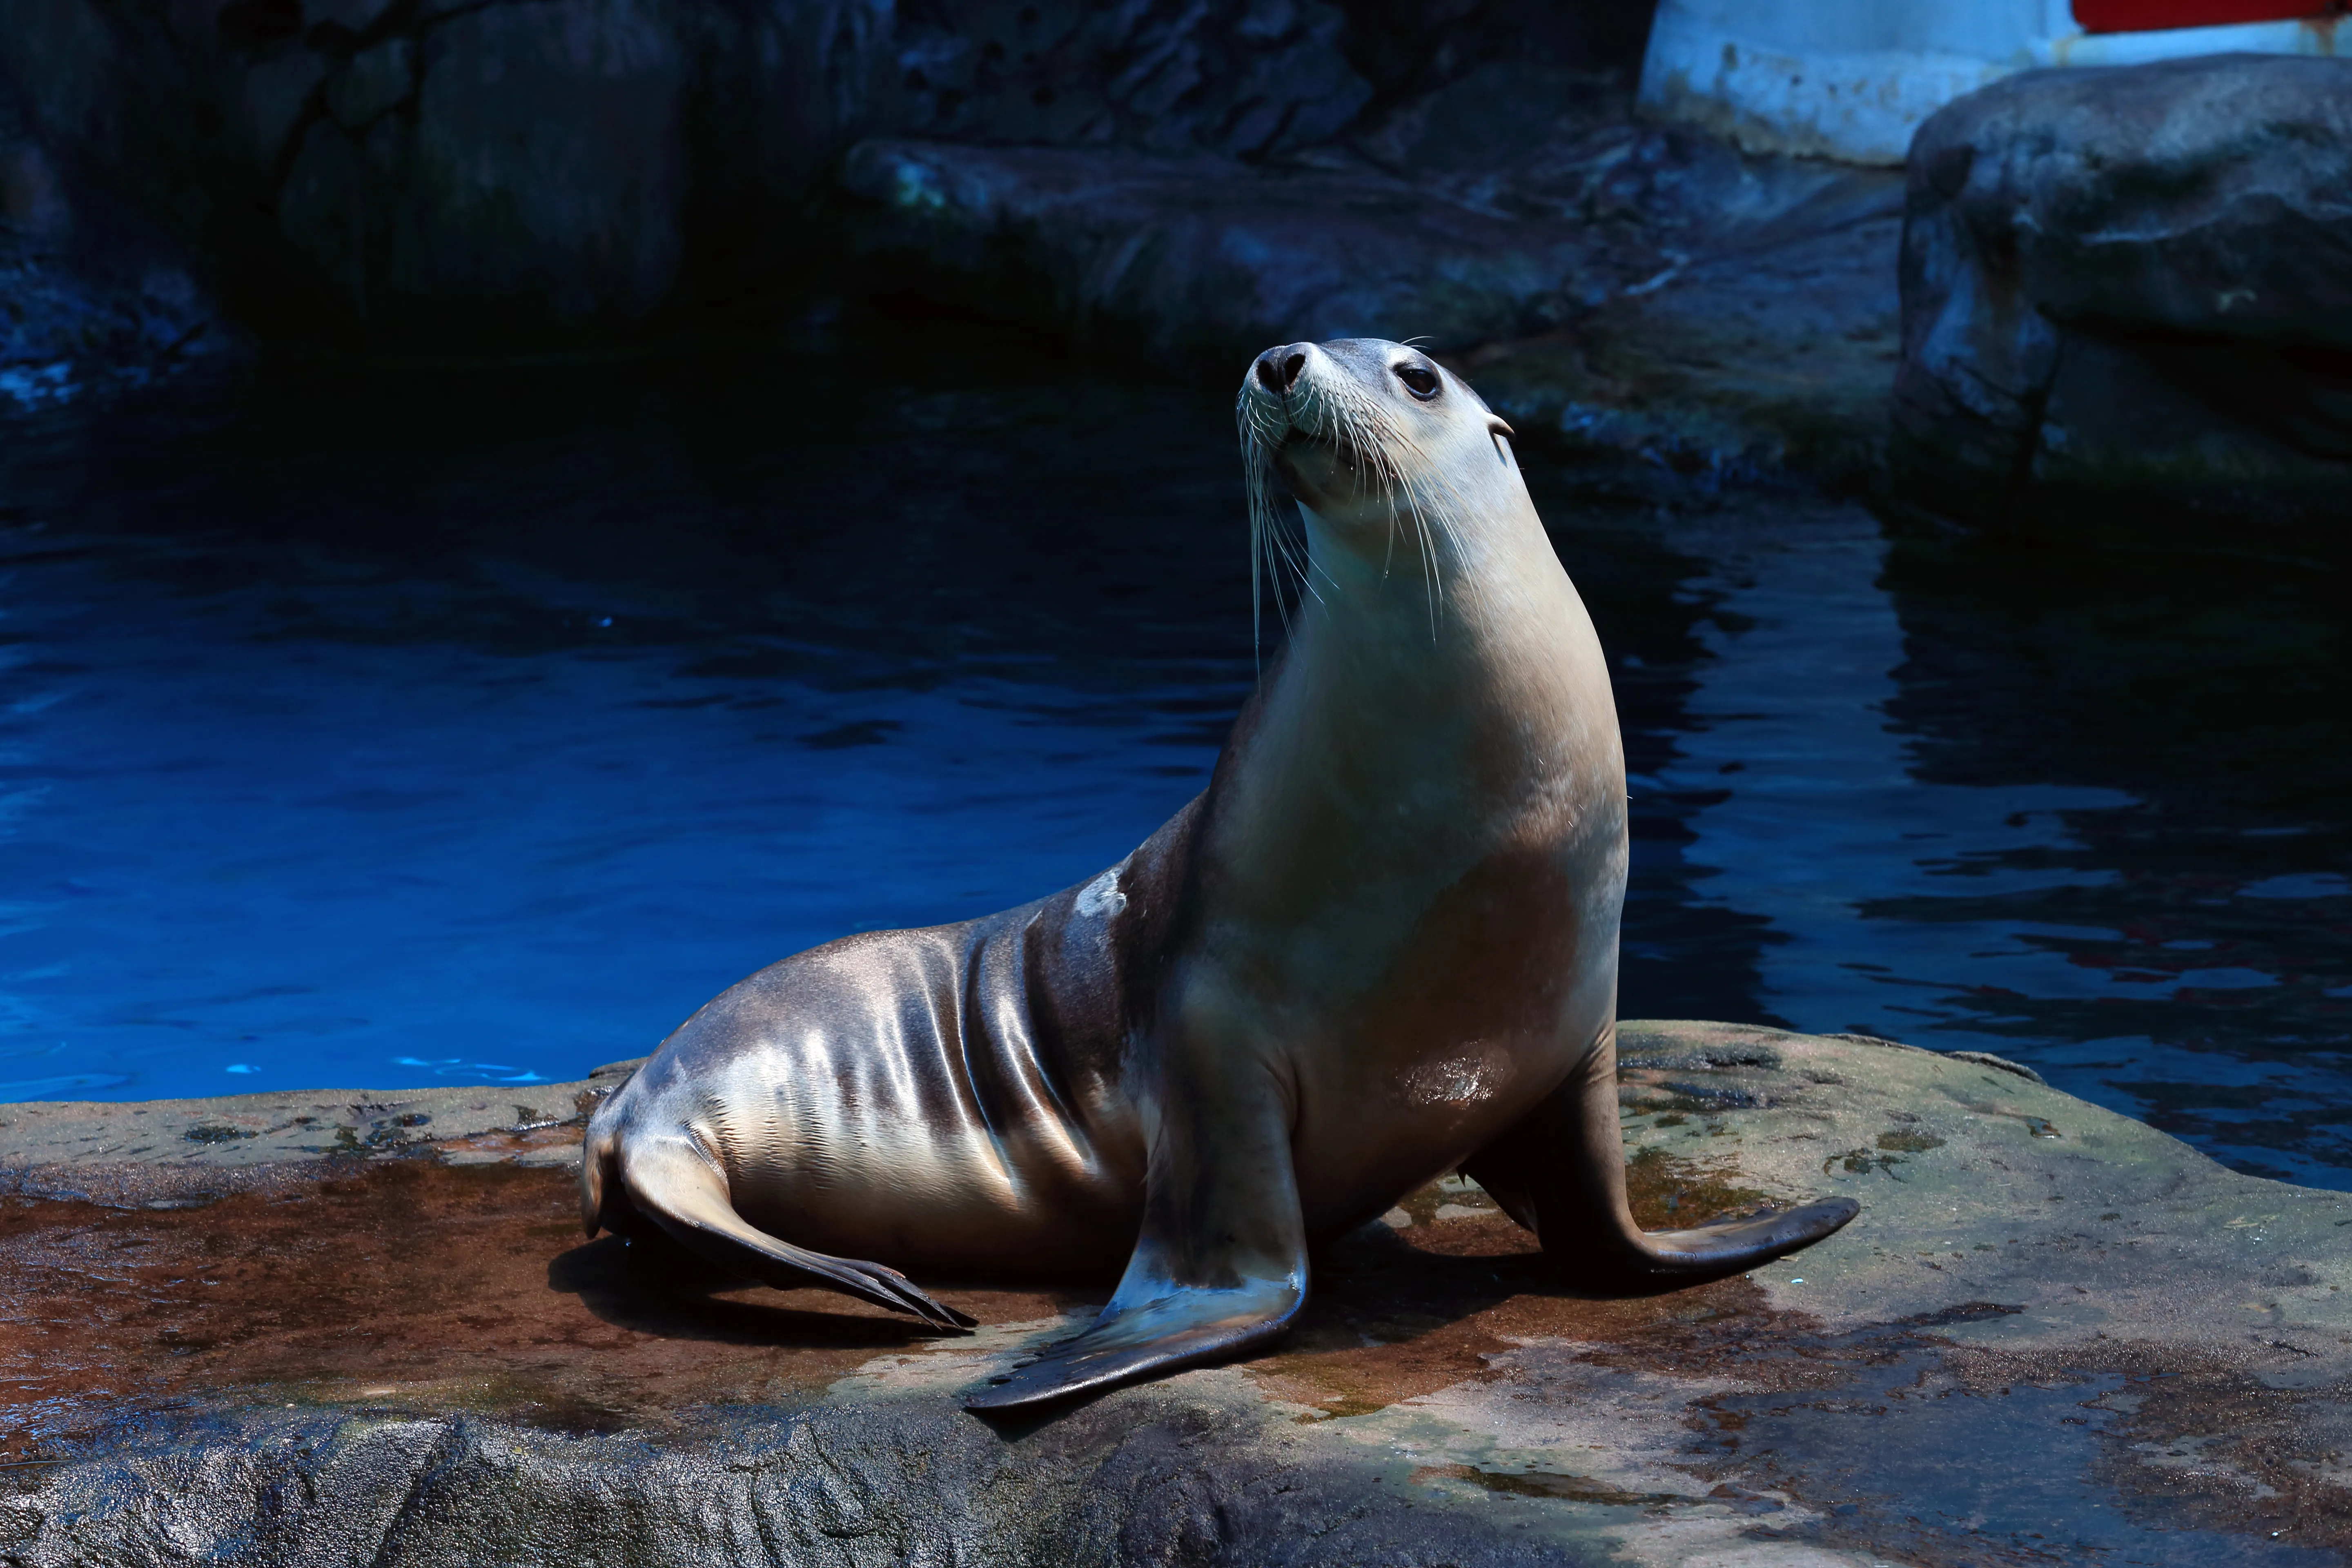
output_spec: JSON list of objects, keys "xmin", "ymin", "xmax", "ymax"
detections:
[
  {"xmin": 0, "ymin": 68, "xmax": 218, "ymax": 408},
  {"xmin": 1891, "ymin": 55, "xmax": 2352, "ymax": 556},
  {"xmin": 0, "ymin": 0, "xmax": 1653, "ymax": 354},
  {"xmin": 0, "ymin": 0, "xmax": 900, "ymax": 348}
]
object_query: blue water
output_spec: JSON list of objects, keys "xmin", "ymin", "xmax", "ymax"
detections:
[{"xmin": 2, "ymin": 309, "xmax": 2345, "ymax": 1187}]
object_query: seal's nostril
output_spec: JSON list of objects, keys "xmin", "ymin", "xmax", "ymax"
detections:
[{"xmin": 1253, "ymin": 345, "xmax": 1310, "ymax": 396}]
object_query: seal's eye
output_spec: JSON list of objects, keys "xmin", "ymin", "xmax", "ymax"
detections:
[{"xmin": 1394, "ymin": 363, "xmax": 1441, "ymax": 401}]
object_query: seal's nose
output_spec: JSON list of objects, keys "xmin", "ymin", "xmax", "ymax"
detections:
[{"xmin": 1255, "ymin": 344, "xmax": 1310, "ymax": 396}]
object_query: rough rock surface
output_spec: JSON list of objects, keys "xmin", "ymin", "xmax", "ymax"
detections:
[
  {"xmin": 844, "ymin": 62, "xmax": 1904, "ymax": 481},
  {"xmin": 1893, "ymin": 55, "xmax": 2352, "ymax": 557},
  {"xmin": 0, "ymin": 0, "xmax": 900, "ymax": 348},
  {"xmin": 5, "ymin": 1022, "xmax": 2346, "ymax": 1564},
  {"xmin": 0, "ymin": 0, "xmax": 1900, "ymax": 469},
  {"xmin": 889, "ymin": 0, "xmax": 1370, "ymax": 160},
  {"xmin": 0, "ymin": 226, "xmax": 217, "ymax": 414},
  {"xmin": 0, "ymin": 0, "xmax": 1633, "ymax": 351},
  {"xmin": 0, "ymin": 72, "xmax": 218, "ymax": 409},
  {"xmin": 1460, "ymin": 168, "xmax": 1901, "ymax": 490}
]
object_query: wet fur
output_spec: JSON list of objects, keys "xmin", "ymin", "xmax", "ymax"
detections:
[{"xmin": 583, "ymin": 338, "xmax": 1859, "ymax": 1407}]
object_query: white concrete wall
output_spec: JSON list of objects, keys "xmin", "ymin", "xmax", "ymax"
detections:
[{"xmin": 1639, "ymin": 0, "xmax": 2343, "ymax": 164}]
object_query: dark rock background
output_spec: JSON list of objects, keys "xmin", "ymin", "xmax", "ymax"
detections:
[
  {"xmin": 831, "ymin": 55, "xmax": 1906, "ymax": 447},
  {"xmin": 1892, "ymin": 54, "xmax": 2352, "ymax": 552},
  {"xmin": 1, "ymin": 68, "xmax": 218, "ymax": 403},
  {"xmin": 4, "ymin": 2, "xmax": 2345, "ymax": 541},
  {"xmin": 0, "ymin": 0, "xmax": 1657, "ymax": 354},
  {"xmin": 0, "ymin": 0, "xmax": 902, "ymax": 348}
]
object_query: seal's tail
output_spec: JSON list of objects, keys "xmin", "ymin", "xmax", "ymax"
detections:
[
  {"xmin": 608, "ymin": 1127, "xmax": 976, "ymax": 1333},
  {"xmin": 1463, "ymin": 1026, "xmax": 1858, "ymax": 1283}
]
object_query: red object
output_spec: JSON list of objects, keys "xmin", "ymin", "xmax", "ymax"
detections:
[{"xmin": 2074, "ymin": 0, "xmax": 2334, "ymax": 30}]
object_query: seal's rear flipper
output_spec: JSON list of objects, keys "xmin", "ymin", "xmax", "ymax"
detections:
[
  {"xmin": 1464, "ymin": 1029, "xmax": 1858, "ymax": 1286},
  {"xmin": 967, "ymin": 1054, "xmax": 1306, "ymax": 1409},
  {"xmin": 619, "ymin": 1132, "xmax": 977, "ymax": 1332}
]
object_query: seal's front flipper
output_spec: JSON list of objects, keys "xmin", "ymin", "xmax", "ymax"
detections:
[
  {"xmin": 963, "ymin": 1271, "xmax": 1304, "ymax": 1410},
  {"xmin": 967, "ymin": 1057, "xmax": 1305, "ymax": 1410},
  {"xmin": 1464, "ymin": 1028, "xmax": 1857, "ymax": 1287},
  {"xmin": 619, "ymin": 1131, "xmax": 976, "ymax": 1332}
]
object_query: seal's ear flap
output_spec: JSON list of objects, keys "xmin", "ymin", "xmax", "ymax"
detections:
[
  {"xmin": 966, "ymin": 1051, "xmax": 1306, "ymax": 1410},
  {"xmin": 1488, "ymin": 415, "xmax": 1516, "ymax": 463}
]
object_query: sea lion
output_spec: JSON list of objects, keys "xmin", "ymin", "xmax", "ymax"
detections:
[{"xmin": 580, "ymin": 337, "xmax": 1858, "ymax": 1409}]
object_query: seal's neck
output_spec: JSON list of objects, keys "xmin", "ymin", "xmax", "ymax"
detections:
[
  {"xmin": 1208, "ymin": 483, "xmax": 1618, "ymax": 933},
  {"xmin": 1292, "ymin": 492, "xmax": 1561, "ymax": 682}
]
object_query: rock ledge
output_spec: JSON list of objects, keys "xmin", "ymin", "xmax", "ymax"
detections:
[{"xmin": 4, "ymin": 1023, "xmax": 2346, "ymax": 1565}]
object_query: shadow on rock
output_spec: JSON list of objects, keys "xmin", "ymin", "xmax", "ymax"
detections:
[{"xmin": 548, "ymin": 1231, "xmax": 944, "ymax": 1351}]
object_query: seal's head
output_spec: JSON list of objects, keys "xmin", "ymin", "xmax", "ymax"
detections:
[{"xmin": 1236, "ymin": 339, "xmax": 1519, "ymax": 619}]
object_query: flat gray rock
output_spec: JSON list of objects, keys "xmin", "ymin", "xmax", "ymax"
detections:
[
  {"xmin": 3, "ymin": 1023, "xmax": 2345, "ymax": 1564},
  {"xmin": 0, "ymin": 1059, "xmax": 639, "ymax": 1194}
]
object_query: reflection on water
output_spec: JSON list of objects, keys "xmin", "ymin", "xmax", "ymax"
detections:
[
  {"xmin": 0, "ymin": 310, "xmax": 2344, "ymax": 1187},
  {"xmin": 1636, "ymin": 506, "xmax": 2351, "ymax": 1185}
]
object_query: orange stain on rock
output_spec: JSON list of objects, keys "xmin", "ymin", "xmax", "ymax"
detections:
[
  {"xmin": 0, "ymin": 1160, "xmax": 1076, "ymax": 1459},
  {"xmin": 1, "ymin": 1143, "xmax": 1798, "ymax": 1455}
]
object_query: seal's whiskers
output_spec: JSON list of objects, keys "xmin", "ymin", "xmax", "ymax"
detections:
[
  {"xmin": 1238, "ymin": 405, "xmax": 1314, "ymax": 662},
  {"xmin": 1236, "ymin": 348, "xmax": 1486, "ymax": 653},
  {"xmin": 1320, "ymin": 370, "xmax": 1454, "ymax": 637}
]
